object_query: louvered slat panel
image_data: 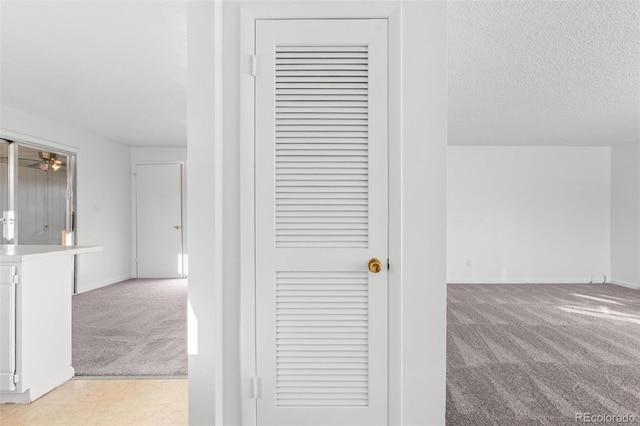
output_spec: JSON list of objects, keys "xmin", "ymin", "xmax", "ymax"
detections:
[
  {"xmin": 277, "ymin": 106, "xmax": 368, "ymax": 113},
  {"xmin": 276, "ymin": 271, "xmax": 369, "ymax": 407},
  {"xmin": 275, "ymin": 45, "xmax": 368, "ymax": 247},
  {"xmin": 278, "ymin": 85, "xmax": 368, "ymax": 90},
  {"xmin": 277, "ymin": 115, "xmax": 368, "ymax": 120},
  {"xmin": 277, "ymin": 46, "xmax": 368, "ymax": 52}
]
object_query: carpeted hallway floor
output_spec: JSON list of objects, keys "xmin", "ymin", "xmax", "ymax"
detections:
[
  {"xmin": 72, "ymin": 279, "xmax": 187, "ymax": 376},
  {"xmin": 447, "ymin": 283, "xmax": 640, "ymax": 425}
]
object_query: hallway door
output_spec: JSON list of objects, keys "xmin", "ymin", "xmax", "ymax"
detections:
[
  {"xmin": 254, "ymin": 18, "xmax": 389, "ymax": 426},
  {"xmin": 136, "ymin": 163, "xmax": 184, "ymax": 278}
]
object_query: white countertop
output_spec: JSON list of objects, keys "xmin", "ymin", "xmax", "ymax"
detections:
[{"xmin": 0, "ymin": 245, "xmax": 102, "ymax": 262}]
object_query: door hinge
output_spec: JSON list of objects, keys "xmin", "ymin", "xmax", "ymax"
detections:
[
  {"xmin": 251, "ymin": 377, "xmax": 261, "ymax": 399},
  {"xmin": 387, "ymin": 258, "xmax": 390, "ymax": 270},
  {"xmin": 13, "ymin": 372, "xmax": 20, "ymax": 384},
  {"xmin": 250, "ymin": 54, "xmax": 257, "ymax": 77},
  {"xmin": 12, "ymin": 273, "xmax": 19, "ymax": 285}
]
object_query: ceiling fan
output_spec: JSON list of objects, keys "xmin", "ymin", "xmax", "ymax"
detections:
[
  {"xmin": 0, "ymin": 151, "xmax": 66, "ymax": 171},
  {"xmin": 37, "ymin": 152, "xmax": 63, "ymax": 171}
]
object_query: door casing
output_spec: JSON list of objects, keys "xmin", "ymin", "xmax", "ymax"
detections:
[{"xmin": 239, "ymin": 4, "xmax": 403, "ymax": 425}]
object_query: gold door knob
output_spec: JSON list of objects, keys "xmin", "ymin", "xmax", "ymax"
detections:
[
  {"xmin": 174, "ymin": 225, "xmax": 181, "ymax": 229},
  {"xmin": 368, "ymin": 258, "xmax": 382, "ymax": 273}
]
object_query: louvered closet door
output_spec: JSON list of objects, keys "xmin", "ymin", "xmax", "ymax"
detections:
[{"xmin": 255, "ymin": 19, "xmax": 388, "ymax": 426}]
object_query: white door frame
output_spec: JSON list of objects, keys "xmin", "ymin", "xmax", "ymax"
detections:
[
  {"xmin": 239, "ymin": 4, "xmax": 402, "ymax": 425},
  {"xmin": 132, "ymin": 161, "xmax": 186, "ymax": 278}
]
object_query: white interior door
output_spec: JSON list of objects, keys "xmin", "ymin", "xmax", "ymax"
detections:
[
  {"xmin": 255, "ymin": 19, "xmax": 388, "ymax": 426},
  {"xmin": 136, "ymin": 163, "xmax": 183, "ymax": 278}
]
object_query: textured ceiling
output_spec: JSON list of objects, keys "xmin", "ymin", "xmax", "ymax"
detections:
[
  {"xmin": 1, "ymin": 1, "xmax": 637, "ymax": 148},
  {"xmin": 0, "ymin": 1, "xmax": 187, "ymax": 147},
  {"xmin": 448, "ymin": 0, "xmax": 640, "ymax": 146}
]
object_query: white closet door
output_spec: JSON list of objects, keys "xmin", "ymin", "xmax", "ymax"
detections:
[
  {"xmin": 136, "ymin": 164, "xmax": 184, "ymax": 278},
  {"xmin": 255, "ymin": 19, "xmax": 388, "ymax": 426}
]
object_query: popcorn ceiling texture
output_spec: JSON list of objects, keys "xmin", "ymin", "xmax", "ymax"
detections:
[{"xmin": 448, "ymin": 1, "xmax": 640, "ymax": 146}]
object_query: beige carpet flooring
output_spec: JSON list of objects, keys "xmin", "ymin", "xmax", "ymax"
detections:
[{"xmin": 447, "ymin": 283, "xmax": 640, "ymax": 425}]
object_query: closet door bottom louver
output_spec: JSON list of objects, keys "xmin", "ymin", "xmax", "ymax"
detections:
[{"xmin": 255, "ymin": 19, "xmax": 388, "ymax": 426}]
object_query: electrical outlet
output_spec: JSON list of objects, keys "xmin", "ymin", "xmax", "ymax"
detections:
[{"xmin": 465, "ymin": 259, "xmax": 472, "ymax": 268}]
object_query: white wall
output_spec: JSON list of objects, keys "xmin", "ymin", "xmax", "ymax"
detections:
[
  {"xmin": 448, "ymin": 146, "xmax": 611, "ymax": 283},
  {"xmin": 1, "ymin": 106, "xmax": 132, "ymax": 292},
  {"xmin": 187, "ymin": 2, "xmax": 447, "ymax": 425},
  {"xmin": 400, "ymin": 4, "xmax": 447, "ymax": 424},
  {"xmin": 187, "ymin": 2, "xmax": 221, "ymax": 424},
  {"xmin": 130, "ymin": 147, "xmax": 188, "ymax": 277},
  {"xmin": 611, "ymin": 140, "xmax": 640, "ymax": 289}
]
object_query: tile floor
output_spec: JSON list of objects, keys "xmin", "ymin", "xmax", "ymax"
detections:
[{"xmin": 0, "ymin": 379, "xmax": 188, "ymax": 426}]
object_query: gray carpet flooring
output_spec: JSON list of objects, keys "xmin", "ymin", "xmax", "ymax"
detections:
[
  {"xmin": 72, "ymin": 279, "xmax": 640, "ymax": 421},
  {"xmin": 72, "ymin": 278, "xmax": 187, "ymax": 376},
  {"xmin": 447, "ymin": 283, "xmax": 640, "ymax": 426}
]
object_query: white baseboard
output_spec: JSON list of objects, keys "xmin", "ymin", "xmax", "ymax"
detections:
[
  {"xmin": 1, "ymin": 367, "xmax": 75, "ymax": 403},
  {"xmin": 0, "ymin": 389, "xmax": 30, "ymax": 404},
  {"xmin": 76, "ymin": 273, "xmax": 134, "ymax": 293},
  {"xmin": 447, "ymin": 280, "xmax": 594, "ymax": 285},
  {"xmin": 447, "ymin": 279, "xmax": 640, "ymax": 290},
  {"xmin": 29, "ymin": 367, "xmax": 75, "ymax": 401},
  {"xmin": 610, "ymin": 279, "xmax": 640, "ymax": 290}
]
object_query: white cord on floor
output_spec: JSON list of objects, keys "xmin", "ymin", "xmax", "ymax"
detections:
[{"xmin": 589, "ymin": 272, "xmax": 607, "ymax": 284}]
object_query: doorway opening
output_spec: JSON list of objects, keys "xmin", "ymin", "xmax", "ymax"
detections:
[{"xmin": 72, "ymin": 160, "xmax": 189, "ymax": 378}]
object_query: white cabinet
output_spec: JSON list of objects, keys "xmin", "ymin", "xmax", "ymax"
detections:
[
  {"xmin": 0, "ymin": 266, "xmax": 17, "ymax": 392},
  {"xmin": 0, "ymin": 245, "xmax": 100, "ymax": 403}
]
